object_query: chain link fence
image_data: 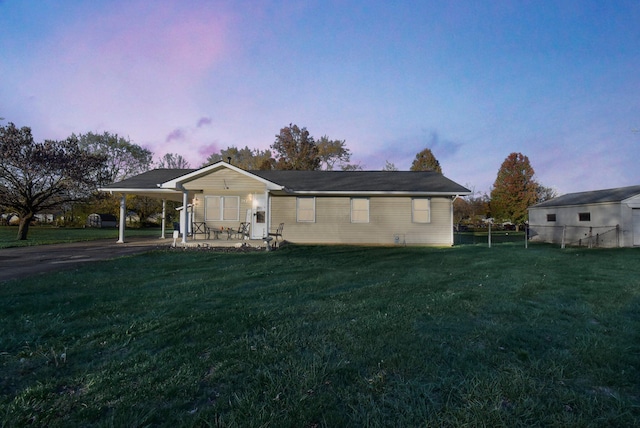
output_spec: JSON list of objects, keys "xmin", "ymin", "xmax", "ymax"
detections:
[{"xmin": 528, "ymin": 224, "xmax": 620, "ymax": 248}]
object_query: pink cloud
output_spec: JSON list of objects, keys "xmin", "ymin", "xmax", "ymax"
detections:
[
  {"xmin": 166, "ymin": 128, "xmax": 186, "ymax": 142},
  {"xmin": 197, "ymin": 117, "xmax": 213, "ymax": 128},
  {"xmin": 198, "ymin": 142, "xmax": 220, "ymax": 159}
]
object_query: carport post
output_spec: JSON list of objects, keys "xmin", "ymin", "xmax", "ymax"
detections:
[
  {"xmin": 117, "ymin": 194, "xmax": 126, "ymax": 243},
  {"xmin": 181, "ymin": 190, "xmax": 188, "ymax": 244},
  {"xmin": 160, "ymin": 199, "xmax": 166, "ymax": 239}
]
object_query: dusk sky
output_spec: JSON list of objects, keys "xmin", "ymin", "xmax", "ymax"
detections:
[{"xmin": 1, "ymin": 1, "xmax": 639, "ymax": 195}]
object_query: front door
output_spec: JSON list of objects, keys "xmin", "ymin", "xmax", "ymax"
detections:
[{"xmin": 251, "ymin": 194, "xmax": 267, "ymax": 239}]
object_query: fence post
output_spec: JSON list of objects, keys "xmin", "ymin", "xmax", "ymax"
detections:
[
  {"xmin": 588, "ymin": 227, "xmax": 593, "ymax": 249},
  {"xmin": 617, "ymin": 224, "xmax": 620, "ymax": 247},
  {"xmin": 488, "ymin": 222, "xmax": 492, "ymax": 248},
  {"xmin": 561, "ymin": 225, "xmax": 566, "ymax": 249},
  {"xmin": 525, "ymin": 223, "xmax": 528, "ymax": 249}
]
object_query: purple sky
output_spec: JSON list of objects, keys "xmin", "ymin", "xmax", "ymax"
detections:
[{"xmin": 1, "ymin": 1, "xmax": 639, "ymax": 195}]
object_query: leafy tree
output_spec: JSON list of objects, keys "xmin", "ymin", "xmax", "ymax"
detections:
[
  {"xmin": 0, "ymin": 123, "xmax": 107, "ymax": 240},
  {"xmin": 271, "ymin": 124, "xmax": 321, "ymax": 171},
  {"xmin": 453, "ymin": 188, "xmax": 490, "ymax": 229},
  {"xmin": 490, "ymin": 152, "xmax": 539, "ymax": 228},
  {"xmin": 156, "ymin": 153, "xmax": 191, "ymax": 169},
  {"xmin": 74, "ymin": 131, "xmax": 152, "ymax": 184},
  {"xmin": 536, "ymin": 184, "xmax": 557, "ymax": 203},
  {"xmin": 316, "ymin": 136, "xmax": 352, "ymax": 170},
  {"xmin": 205, "ymin": 146, "xmax": 274, "ymax": 170},
  {"xmin": 410, "ymin": 148, "xmax": 442, "ymax": 173},
  {"xmin": 382, "ymin": 160, "xmax": 398, "ymax": 171}
]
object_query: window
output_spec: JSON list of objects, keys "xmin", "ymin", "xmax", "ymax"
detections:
[
  {"xmin": 297, "ymin": 197, "xmax": 315, "ymax": 222},
  {"xmin": 412, "ymin": 198, "xmax": 431, "ymax": 223},
  {"xmin": 205, "ymin": 196, "xmax": 239, "ymax": 221},
  {"xmin": 578, "ymin": 212, "xmax": 591, "ymax": 222},
  {"xmin": 351, "ymin": 198, "xmax": 369, "ymax": 223},
  {"xmin": 546, "ymin": 214, "xmax": 556, "ymax": 222}
]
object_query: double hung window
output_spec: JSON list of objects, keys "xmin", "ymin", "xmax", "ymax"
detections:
[
  {"xmin": 412, "ymin": 198, "xmax": 431, "ymax": 223},
  {"xmin": 205, "ymin": 196, "xmax": 239, "ymax": 221},
  {"xmin": 351, "ymin": 198, "xmax": 369, "ymax": 223},
  {"xmin": 297, "ymin": 197, "xmax": 315, "ymax": 222}
]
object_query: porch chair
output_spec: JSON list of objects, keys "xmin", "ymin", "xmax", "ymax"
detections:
[
  {"xmin": 230, "ymin": 222, "xmax": 250, "ymax": 240},
  {"xmin": 268, "ymin": 223, "xmax": 284, "ymax": 248}
]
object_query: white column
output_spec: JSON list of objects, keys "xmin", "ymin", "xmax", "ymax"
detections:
[
  {"xmin": 181, "ymin": 190, "xmax": 188, "ymax": 244},
  {"xmin": 265, "ymin": 190, "xmax": 270, "ymax": 238},
  {"xmin": 160, "ymin": 199, "xmax": 166, "ymax": 239},
  {"xmin": 117, "ymin": 194, "xmax": 126, "ymax": 243}
]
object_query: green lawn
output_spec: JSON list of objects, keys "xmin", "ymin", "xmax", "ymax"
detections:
[
  {"xmin": 1, "ymin": 244, "xmax": 639, "ymax": 426},
  {"xmin": 0, "ymin": 226, "xmax": 163, "ymax": 249}
]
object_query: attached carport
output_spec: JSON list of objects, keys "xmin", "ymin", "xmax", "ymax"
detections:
[{"xmin": 99, "ymin": 169, "xmax": 195, "ymax": 243}]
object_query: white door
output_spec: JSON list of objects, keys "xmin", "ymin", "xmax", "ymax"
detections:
[
  {"xmin": 633, "ymin": 209, "xmax": 640, "ymax": 246},
  {"xmin": 251, "ymin": 194, "xmax": 267, "ymax": 239}
]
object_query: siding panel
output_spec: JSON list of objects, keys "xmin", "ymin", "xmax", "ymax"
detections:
[{"xmin": 271, "ymin": 195, "xmax": 453, "ymax": 246}]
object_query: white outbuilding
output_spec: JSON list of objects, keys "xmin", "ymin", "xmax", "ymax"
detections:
[{"xmin": 528, "ymin": 185, "xmax": 640, "ymax": 248}]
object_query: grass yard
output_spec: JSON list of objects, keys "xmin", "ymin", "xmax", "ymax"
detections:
[
  {"xmin": 0, "ymin": 226, "xmax": 163, "ymax": 249},
  {"xmin": 1, "ymin": 244, "xmax": 639, "ymax": 426}
]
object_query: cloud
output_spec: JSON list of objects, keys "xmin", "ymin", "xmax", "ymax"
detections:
[
  {"xmin": 166, "ymin": 128, "xmax": 186, "ymax": 142},
  {"xmin": 370, "ymin": 129, "xmax": 463, "ymax": 168},
  {"xmin": 197, "ymin": 117, "xmax": 213, "ymax": 128},
  {"xmin": 197, "ymin": 141, "xmax": 221, "ymax": 162}
]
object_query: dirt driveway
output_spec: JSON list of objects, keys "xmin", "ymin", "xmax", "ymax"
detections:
[{"xmin": 0, "ymin": 237, "xmax": 171, "ymax": 282}]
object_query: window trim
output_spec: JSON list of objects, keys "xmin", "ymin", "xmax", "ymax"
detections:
[
  {"xmin": 578, "ymin": 212, "xmax": 591, "ymax": 222},
  {"xmin": 412, "ymin": 198, "xmax": 431, "ymax": 223},
  {"xmin": 351, "ymin": 198, "xmax": 370, "ymax": 223},
  {"xmin": 296, "ymin": 197, "xmax": 316, "ymax": 223},
  {"xmin": 205, "ymin": 195, "xmax": 240, "ymax": 222}
]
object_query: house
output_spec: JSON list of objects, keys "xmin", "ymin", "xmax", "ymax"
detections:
[
  {"xmin": 100, "ymin": 161, "xmax": 471, "ymax": 246},
  {"xmin": 528, "ymin": 185, "xmax": 640, "ymax": 248}
]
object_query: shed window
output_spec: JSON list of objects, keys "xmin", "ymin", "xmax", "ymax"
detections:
[
  {"xmin": 412, "ymin": 198, "xmax": 431, "ymax": 223},
  {"xmin": 546, "ymin": 214, "xmax": 556, "ymax": 222},
  {"xmin": 205, "ymin": 196, "xmax": 239, "ymax": 221},
  {"xmin": 351, "ymin": 198, "xmax": 369, "ymax": 223},
  {"xmin": 297, "ymin": 197, "xmax": 315, "ymax": 222},
  {"xmin": 578, "ymin": 212, "xmax": 591, "ymax": 222}
]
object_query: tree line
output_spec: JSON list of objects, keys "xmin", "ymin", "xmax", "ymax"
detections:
[{"xmin": 1, "ymin": 122, "xmax": 553, "ymax": 240}]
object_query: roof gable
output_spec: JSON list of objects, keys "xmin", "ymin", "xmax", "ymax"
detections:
[
  {"xmin": 161, "ymin": 161, "xmax": 283, "ymax": 190},
  {"xmin": 532, "ymin": 185, "xmax": 640, "ymax": 208}
]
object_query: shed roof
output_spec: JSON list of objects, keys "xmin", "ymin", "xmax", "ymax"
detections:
[{"xmin": 531, "ymin": 185, "xmax": 640, "ymax": 208}]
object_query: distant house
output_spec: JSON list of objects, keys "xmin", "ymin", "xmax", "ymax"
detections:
[
  {"xmin": 100, "ymin": 161, "xmax": 471, "ymax": 246},
  {"xmin": 528, "ymin": 185, "xmax": 640, "ymax": 248}
]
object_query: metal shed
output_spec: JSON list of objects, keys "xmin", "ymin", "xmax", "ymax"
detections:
[{"xmin": 528, "ymin": 185, "xmax": 640, "ymax": 248}]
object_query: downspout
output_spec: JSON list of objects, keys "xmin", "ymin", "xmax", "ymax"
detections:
[{"xmin": 117, "ymin": 193, "xmax": 126, "ymax": 243}]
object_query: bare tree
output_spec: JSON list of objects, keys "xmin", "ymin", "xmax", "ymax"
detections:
[{"xmin": 1, "ymin": 123, "xmax": 107, "ymax": 240}]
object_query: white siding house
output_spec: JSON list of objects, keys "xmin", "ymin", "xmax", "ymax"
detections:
[
  {"xmin": 528, "ymin": 185, "xmax": 640, "ymax": 248},
  {"xmin": 100, "ymin": 161, "xmax": 471, "ymax": 246}
]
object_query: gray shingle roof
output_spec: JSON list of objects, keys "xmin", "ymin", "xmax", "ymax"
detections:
[
  {"xmin": 250, "ymin": 170, "xmax": 470, "ymax": 194},
  {"xmin": 101, "ymin": 169, "xmax": 196, "ymax": 190},
  {"xmin": 532, "ymin": 185, "xmax": 640, "ymax": 208},
  {"xmin": 101, "ymin": 166, "xmax": 470, "ymax": 195}
]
